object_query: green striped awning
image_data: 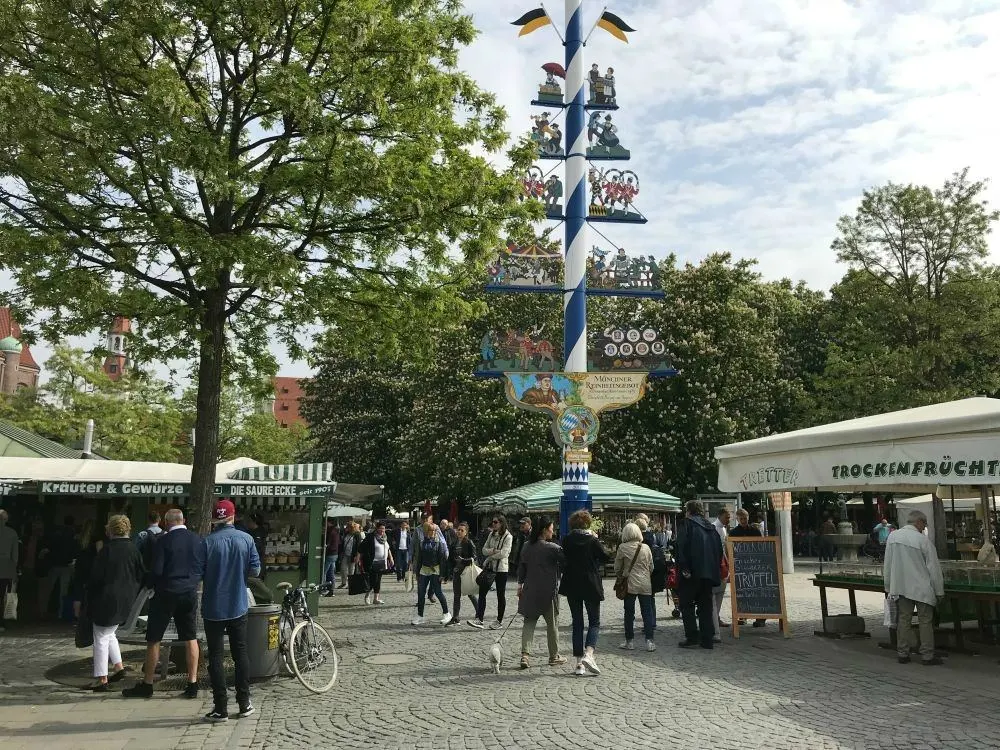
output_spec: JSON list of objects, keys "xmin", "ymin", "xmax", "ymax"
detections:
[
  {"xmin": 227, "ymin": 463, "xmax": 334, "ymax": 482},
  {"xmin": 475, "ymin": 473, "xmax": 681, "ymax": 514}
]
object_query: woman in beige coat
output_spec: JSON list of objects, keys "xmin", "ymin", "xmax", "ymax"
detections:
[{"xmin": 614, "ymin": 522, "xmax": 656, "ymax": 651}]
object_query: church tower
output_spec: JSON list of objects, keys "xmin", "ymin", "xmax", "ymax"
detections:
[{"xmin": 102, "ymin": 316, "xmax": 130, "ymax": 381}]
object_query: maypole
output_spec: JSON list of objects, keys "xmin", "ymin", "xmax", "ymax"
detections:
[
  {"xmin": 483, "ymin": 6, "xmax": 667, "ymax": 535},
  {"xmin": 560, "ymin": 0, "xmax": 590, "ymax": 533}
]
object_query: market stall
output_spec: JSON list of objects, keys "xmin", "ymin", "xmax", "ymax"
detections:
[
  {"xmin": 715, "ymin": 397, "xmax": 1000, "ymax": 647},
  {"xmin": 473, "ymin": 473, "xmax": 681, "ymax": 561},
  {"xmin": 0, "ymin": 455, "xmax": 338, "ymax": 616}
]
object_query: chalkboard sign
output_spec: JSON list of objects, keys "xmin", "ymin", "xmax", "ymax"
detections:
[{"xmin": 727, "ymin": 536, "xmax": 790, "ymax": 638}]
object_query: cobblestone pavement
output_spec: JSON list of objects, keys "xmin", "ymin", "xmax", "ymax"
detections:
[{"xmin": 3, "ymin": 574, "xmax": 1000, "ymax": 749}]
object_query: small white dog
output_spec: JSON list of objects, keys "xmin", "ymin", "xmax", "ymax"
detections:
[{"xmin": 488, "ymin": 643, "xmax": 503, "ymax": 674}]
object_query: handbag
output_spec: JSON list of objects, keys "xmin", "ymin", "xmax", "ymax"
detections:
[
  {"xmin": 404, "ymin": 569, "xmax": 415, "ymax": 593},
  {"xmin": 475, "ymin": 566, "xmax": 496, "ymax": 590},
  {"xmin": 74, "ymin": 605, "xmax": 93, "ymax": 648},
  {"xmin": 720, "ymin": 554, "xmax": 730, "ymax": 581},
  {"xmin": 2, "ymin": 584, "xmax": 17, "ymax": 621},
  {"xmin": 614, "ymin": 544, "xmax": 643, "ymax": 600},
  {"xmin": 348, "ymin": 560, "xmax": 370, "ymax": 595}
]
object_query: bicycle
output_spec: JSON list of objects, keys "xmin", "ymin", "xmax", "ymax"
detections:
[{"xmin": 276, "ymin": 581, "xmax": 338, "ymax": 694}]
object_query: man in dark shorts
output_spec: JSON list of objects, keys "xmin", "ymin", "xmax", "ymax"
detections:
[{"xmin": 122, "ymin": 508, "xmax": 205, "ymax": 699}]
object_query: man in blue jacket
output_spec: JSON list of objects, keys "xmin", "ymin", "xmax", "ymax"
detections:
[
  {"xmin": 122, "ymin": 508, "xmax": 205, "ymax": 700},
  {"xmin": 675, "ymin": 500, "xmax": 723, "ymax": 650},
  {"xmin": 202, "ymin": 499, "xmax": 260, "ymax": 723}
]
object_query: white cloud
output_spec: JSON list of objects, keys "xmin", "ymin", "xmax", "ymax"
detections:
[{"xmin": 460, "ymin": 0, "xmax": 1000, "ymax": 291}]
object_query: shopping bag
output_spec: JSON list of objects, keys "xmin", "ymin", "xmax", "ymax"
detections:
[
  {"xmin": 75, "ymin": 609, "xmax": 93, "ymax": 648},
  {"xmin": 2, "ymin": 589, "xmax": 17, "ymax": 621},
  {"xmin": 460, "ymin": 562, "xmax": 483, "ymax": 594},
  {"xmin": 348, "ymin": 571, "xmax": 371, "ymax": 596},
  {"xmin": 883, "ymin": 596, "xmax": 897, "ymax": 628},
  {"xmin": 404, "ymin": 570, "xmax": 415, "ymax": 593}
]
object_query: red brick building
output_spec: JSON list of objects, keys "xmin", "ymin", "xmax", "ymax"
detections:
[
  {"xmin": 270, "ymin": 376, "xmax": 308, "ymax": 427},
  {"xmin": 0, "ymin": 308, "xmax": 41, "ymax": 394},
  {"xmin": 101, "ymin": 316, "xmax": 131, "ymax": 381}
]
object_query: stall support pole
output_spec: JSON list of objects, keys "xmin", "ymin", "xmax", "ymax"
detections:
[
  {"xmin": 306, "ymin": 497, "xmax": 324, "ymax": 612},
  {"xmin": 779, "ymin": 508, "xmax": 794, "ymax": 574},
  {"xmin": 982, "ymin": 486, "xmax": 993, "ymax": 547}
]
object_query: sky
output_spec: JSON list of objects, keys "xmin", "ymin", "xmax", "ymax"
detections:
[
  {"xmin": 13, "ymin": 0, "xmax": 1000, "ymax": 381},
  {"xmin": 461, "ymin": 0, "xmax": 1000, "ymax": 287}
]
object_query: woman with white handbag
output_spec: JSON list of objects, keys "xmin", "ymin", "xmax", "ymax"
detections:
[{"xmin": 448, "ymin": 523, "xmax": 480, "ymax": 626}]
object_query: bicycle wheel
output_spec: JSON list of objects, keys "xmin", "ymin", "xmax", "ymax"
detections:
[
  {"xmin": 279, "ymin": 611, "xmax": 296, "ymax": 675},
  {"xmin": 289, "ymin": 620, "xmax": 338, "ymax": 694}
]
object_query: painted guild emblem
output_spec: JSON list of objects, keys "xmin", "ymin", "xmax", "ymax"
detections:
[
  {"xmin": 586, "ymin": 113, "xmax": 629, "ymax": 159},
  {"xmin": 588, "ymin": 246, "xmax": 661, "ymax": 291},
  {"xmin": 531, "ymin": 112, "xmax": 564, "ymax": 158},
  {"xmin": 588, "ymin": 168, "xmax": 644, "ymax": 222},
  {"xmin": 478, "ymin": 326, "xmax": 561, "ymax": 374}
]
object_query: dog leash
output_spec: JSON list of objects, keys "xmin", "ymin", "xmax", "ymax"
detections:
[{"xmin": 493, "ymin": 612, "xmax": 522, "ymax": 645}]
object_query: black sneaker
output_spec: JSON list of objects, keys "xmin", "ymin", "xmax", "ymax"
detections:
[
  {"xmin": 204, "ymin": 709, "xmax": 229, "ymax": 723},
  {"xmin": 237, "ymin": 703, "xmax": 255, "ymax": 718},
  {"xmin": 122, "ymin": 682, "xmax": 153, "ymax": 699},
  {"xmin": 182, "ymin": 682, "xmax": 199, "ymax": 699}
]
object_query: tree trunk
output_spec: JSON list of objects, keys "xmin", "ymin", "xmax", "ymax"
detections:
[{"xmin": 189, "ymin": 292, "xmax": 227, "ymax": 534}]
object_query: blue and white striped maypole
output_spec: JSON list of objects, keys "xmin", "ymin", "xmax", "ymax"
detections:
[{"xmin": 561, "ymin": 0, "xmax": 590, "ymax": 535}]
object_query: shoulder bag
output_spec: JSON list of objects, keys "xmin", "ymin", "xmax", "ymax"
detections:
[{"xmin": 614, "ymin": 544, "xmax": 643, "ymax": 600}]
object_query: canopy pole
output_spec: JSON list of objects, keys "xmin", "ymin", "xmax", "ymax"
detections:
[{"xmin": 982, "ymin": 485, "xmax": 993, "ymax": 547}]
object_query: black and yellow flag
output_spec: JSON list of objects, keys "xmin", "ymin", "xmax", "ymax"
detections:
[
  {"xmin": 511, "ymin": 8, "xmax": 552, "ymax": 37},
  {"xmin": 597, "ymin": 11, "xmax": 636, "ymax": 43}
]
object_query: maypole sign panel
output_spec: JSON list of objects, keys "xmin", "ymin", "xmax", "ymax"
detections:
[{"xmin": 505, "ymin": 372, "xmax": 647, "ymax": 416}]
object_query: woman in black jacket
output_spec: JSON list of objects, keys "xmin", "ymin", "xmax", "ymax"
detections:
[
  {"xmin": 447, "ymin": 522, "xmax": 479, "ymax": 626},
  {"xmin": 559, "ymin": 510, "xmax": 608, "ymax": 676},
  {"xmin": 87, "ymin": 514, "xmax": 144, "ymax": 692}
]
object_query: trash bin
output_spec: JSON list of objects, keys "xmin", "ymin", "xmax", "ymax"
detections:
[{"xmin": 247, "ymin": 604, "xmax": 282, "ymax": 680}]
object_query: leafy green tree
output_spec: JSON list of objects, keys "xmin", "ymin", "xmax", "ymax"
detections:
[
  {"xmin": 0, "ymin": 347, "xmax": 188, "ymax": 461},
  {"xmin": 0, "ymin": 0, "xmax": 532, "ymax": 529},
  {"xmin": 222, "ymin": 411, "xmax": 308, "ymax": 466},
  {"xmin": 594, "ymin": 254, "xmax": 812, "ymax": 498},
  {"xmin": 299, "ymin": 355, "xmax": 416, "ymax": 506},
  {"xmin": 814, "ymin": 169, "xmax": 1000, "ymax": 421}
]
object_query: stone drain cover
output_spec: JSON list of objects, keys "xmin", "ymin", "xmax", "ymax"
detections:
[{"xmin": 363, "ymin": 653, "xmax": 418, "ymax": 665}]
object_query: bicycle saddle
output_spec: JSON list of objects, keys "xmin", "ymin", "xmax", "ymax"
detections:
[{"xmin": 276, "ymin": 582, "xmax": 293, "ymax": 591}]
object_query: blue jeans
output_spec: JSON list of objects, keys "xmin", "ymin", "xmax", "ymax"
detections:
[
  {"xmin": 395, "ymin": 551, "xmax": 409, "ymax": 581},
  {"xmin": 567, "ymin": 596, "xmax": 601, "ymax": 657},
  {"xmin": 624, "ymin": 594, "xmax": 655, "ymax": 641},
  {"xmin": 417, "ymin": 574, "xmax": 447, "ymax": 617},
  {"xmin": 323, "ymin": 555, "xmax": 338, "ymax": 585}
]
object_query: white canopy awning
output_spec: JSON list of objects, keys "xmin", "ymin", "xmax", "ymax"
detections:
[{"xmin": 715, "ymin": 397, "xmax": 1000, "ymax": 493}]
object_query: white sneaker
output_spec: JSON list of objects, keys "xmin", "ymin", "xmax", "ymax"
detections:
[
  {"xmin": 411, "ymin": 616, "xmax": 425, "ymax": 626},
  {"xmin": 713, "ymin": 634, "xmax": 722, "ymax": 644},
  {"xmin": 488, "ymin": 620, "xmax": 503, "ymax": 630},
  {"xmin": 364, "ymin": 592, "xmax": 371, "ymax": 605},
  {"xmin": 467, "ymin": 619, "xmax": 485, "ymax": 629},
  {"xmin": 646, "ymin": 640, "xmax": 657, "ymax": 652},
  {"xmin": 573, "ymin": 663, "xmax": 586, "ymax": 676},
  {"xmin": 619, "ymin": 640, "xmax": 634, "ymax": 650},
  {"xmin": 581, "ymin": 653, "xmax": 601, "ymax": 675},
  {"xmin": 440, "ymin": 612, "xmax": 453, "ymax": 625}
]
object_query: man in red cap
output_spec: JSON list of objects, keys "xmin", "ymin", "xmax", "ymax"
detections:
[{"xmin": 201, "ymin": 499, "xmax": 260, "ymax": 722}]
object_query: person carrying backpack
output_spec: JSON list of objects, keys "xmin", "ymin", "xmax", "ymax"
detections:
[
  {"xmin": 410, "ymin": 518, "xmax": 450, "ymax": 626},
  {"xmin": 135, "ymin": 511, "xmax": 164, "ymax": 582}
]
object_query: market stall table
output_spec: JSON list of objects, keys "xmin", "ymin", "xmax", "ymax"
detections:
[{"xmin": 813, "ymin": 571, "xmax": 1000, "ymax": 653}]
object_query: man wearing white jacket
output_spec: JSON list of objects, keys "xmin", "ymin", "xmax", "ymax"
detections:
[{"xmin": 883, "ymin": 510, "xmax": 945, "ymax": 666}]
